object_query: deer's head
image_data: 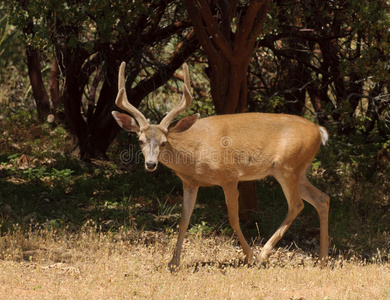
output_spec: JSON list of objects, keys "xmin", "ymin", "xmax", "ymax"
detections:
[{"xmin": 112, "ymin": 62, "xmax": 198, "ymax": 171}]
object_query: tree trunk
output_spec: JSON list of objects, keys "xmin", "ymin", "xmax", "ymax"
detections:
[
  {"xmin": 20, "ymin": 0, "xmax": 51, "ymax": 122},
  {"xmin": 81, "ymin": 56, "xmax": 120, "ymax": 159},
  {"xmin": 49, "ymin": 56, "xmax": 60, "ymax": 113},
  {"xmin": 185, "ymin": 0, "xmax": 271, "ymax": 221},
  {"xmin": 57, "ymin": 41, "xmax": 89, "ymax": 157},
  {"xmin": 26, "ymin": 47, "xmax": 51, "ymax": 122}
]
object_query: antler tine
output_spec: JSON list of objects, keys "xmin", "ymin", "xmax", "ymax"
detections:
[
  {"xmin": 159, "ymin": 63, "xmax": 193, "ymax": 129},
  {"xmin": 115, "ymin": 62, "xmax": 149, "ymax": 129}
]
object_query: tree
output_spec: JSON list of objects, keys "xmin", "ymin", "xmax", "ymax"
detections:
[
  {"xmin": 251, "ymin": 0, "xmax": 390, "ymax": 139},
  {"xmin": 184, "ymin": 0, "xmax": 271, "ymax": 220},
  {"xmin": 185, "ymin": 0, "xmax": 270, "ymax": 114},
  {"xmin": 5, "ymin": 0, "xmax": 52, "ymax": 122},
  {"xmin": 0, "ymin": 2, "xmax": 28, "ymax": 106},
  {"xmin": 7, "ymin": 0, "xmax": 198, "ymax": 159}
]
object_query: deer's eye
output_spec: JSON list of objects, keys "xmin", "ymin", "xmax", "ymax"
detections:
[{"xmin": 160, "ymin": 141, "xmax": 168, "ymax": 148}]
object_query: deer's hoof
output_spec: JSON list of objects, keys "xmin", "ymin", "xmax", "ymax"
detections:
[
  {"xmin": 244, "ymin": 251, "xmax": 255, "ymax": 266},
  {"xmin": 168, "ymin": 259, "xmax": 180, "ymax": 273}
]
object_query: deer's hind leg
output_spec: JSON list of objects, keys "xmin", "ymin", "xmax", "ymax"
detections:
[
  {"xmin": 299, "ymin": 174, "xmax": 330, "ymax": 262},
  {"xmin": 258, "ymin": 173, "xmax": 304, "ymax": 264}
]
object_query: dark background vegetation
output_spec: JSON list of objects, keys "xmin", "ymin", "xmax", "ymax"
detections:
[{"xmin": 0, "ymin": 0, "xmax": 389, "ymax": 261}]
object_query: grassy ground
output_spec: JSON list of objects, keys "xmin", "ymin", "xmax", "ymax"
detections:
[
  {"xmin": 1, "ymin": 227, "xmax": 389, "ymax": 300},
  {"xmin": 1, "ymin": 107, "xmax": 390, "ymax": 299}
]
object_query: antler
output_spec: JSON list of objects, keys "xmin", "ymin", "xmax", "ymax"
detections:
[
  {"xmin": 159, "ymin": 63, "xmax": 193, "ymax": 129},
  {"xmin": 115, "ymin": 62, "xmax": 149, "ymax": 129}
]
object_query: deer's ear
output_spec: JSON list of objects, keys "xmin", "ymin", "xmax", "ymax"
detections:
[
  {"xmin": 112, "ymin": 111, "xmax": 140, "ymax": 133},
  {"xmin": 168, "ymin": 114, "xmax": 198, "ymax": 133}
]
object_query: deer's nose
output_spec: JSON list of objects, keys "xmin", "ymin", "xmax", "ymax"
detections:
[{"xmin": 145, "ymin": 161, "xmax": 157, "ymax": 171}]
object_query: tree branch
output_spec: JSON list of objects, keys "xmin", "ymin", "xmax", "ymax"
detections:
[
  {"xmin": 184, "ymin": 0, "xmax": 222, "ymax": 63},
  {"xmin": 126, "ymin": 31, "xmax": 199, "ymax": 108},
  {"xmin": 234, "ymin": 1, "xmax": 262, "ymax": 52},
  {"xmin": 196, "ymin": 0, "xmax": 233, "ymax": 62}
]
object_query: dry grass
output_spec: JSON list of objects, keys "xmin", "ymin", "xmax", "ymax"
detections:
[{"xmin": 1, "ymin": 225, "xmax": 389, "ymax": 300}]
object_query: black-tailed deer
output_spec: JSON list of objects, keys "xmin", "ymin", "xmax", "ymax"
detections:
[{"xmin": 112, "ymin": 62, "xmax": 330, "ymax": 270}]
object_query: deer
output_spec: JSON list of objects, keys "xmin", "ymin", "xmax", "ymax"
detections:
[{"xmin": 112, "ymin": 62, "xmax": 330, "ymax": 270}]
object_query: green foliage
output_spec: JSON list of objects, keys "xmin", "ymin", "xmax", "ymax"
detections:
[
  {"xmin": 155, "ymin": 194, "xmax": 177, "ymax": 217},
  {"xmin": 189, "ymin": 221, "xmax": 213, "ymax": 236},
  {"xmin": 250, "ymin": 0, "xmax": 390, "ymax": 140},
  {"xmin": 0, "ymin": 9, "xmax": 10, "ymax": 47},
  {"xmin": 7, "ymin": 0, "xmax": 129, "ymax": 50},
  {"xmin": 0, "ymin": 3, "xmax": 24, "ymax": 69},
  {"xmin": 0, "ymin": 4, "xmax": 29, "ymax": 106},
  {"xmin": 21, "ymin": 166, "xmax": 74, "ymax": 182}
]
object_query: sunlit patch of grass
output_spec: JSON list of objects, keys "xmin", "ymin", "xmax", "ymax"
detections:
[{"xmin": 0, "ymin": 224, "xmax": 389, "ymax": 299}]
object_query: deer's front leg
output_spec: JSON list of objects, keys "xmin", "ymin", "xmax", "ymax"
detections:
[{"xmin": 168, "ymin": 182, "xmax": 199, "ymax": 271}]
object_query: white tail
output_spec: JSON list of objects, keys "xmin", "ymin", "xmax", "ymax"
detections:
[{"xmin": 112, "ymin": 62, "xmax": 330, "ymax": 270}]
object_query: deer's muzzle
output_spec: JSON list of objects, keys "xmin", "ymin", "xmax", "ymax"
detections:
[{"xmin": 145, "ymin": 161, "xmax": 158, "ymax": 171}]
